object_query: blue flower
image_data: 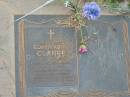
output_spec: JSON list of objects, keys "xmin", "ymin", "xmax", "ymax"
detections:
[{"xmin": 83, "ymin": 2, "xmax": 101, "ymax": 20}]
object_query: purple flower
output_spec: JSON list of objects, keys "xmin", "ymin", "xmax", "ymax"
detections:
[
  {"xmin": 83, "ymin": 2, "xmax": 101, "ymax": 20},
  {"xmin": 79, "ymin": 44, "xmax": 88, "ymax": 54}
]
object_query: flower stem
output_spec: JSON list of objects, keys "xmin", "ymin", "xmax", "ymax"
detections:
[{"xmin": 80, "ymin": 27, "xmax": 84, "ymax": 43}]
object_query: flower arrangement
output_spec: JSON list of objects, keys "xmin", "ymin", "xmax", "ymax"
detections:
[{"xmin": 62, "ymin": 0, "xmax": 101, "ymax": 54}]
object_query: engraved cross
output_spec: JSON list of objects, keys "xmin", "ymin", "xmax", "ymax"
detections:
[{"xmin": 49, "ymin": 29, "xmax": 55, "ymax": 40}]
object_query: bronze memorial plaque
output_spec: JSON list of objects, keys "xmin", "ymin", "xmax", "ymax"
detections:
[
  {"xmin": 15, "ymin": 15, "xmax": 130, "ymax": 97},
  {"xmin": 15, "ymin": 15, "xmax": 78, "ymax": 97}
]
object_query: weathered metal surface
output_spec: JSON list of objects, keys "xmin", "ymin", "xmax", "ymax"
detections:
[
  {"xmin": 15, "ymin": 15, "xmax": 130, "ymax": 97},
  {"xmin": 15, "ymin": 15, "xmax": 78, "ymax": 96},
  {"xmin": 79, "ymin": 16, "xmax": 129, "ymax": 91}
]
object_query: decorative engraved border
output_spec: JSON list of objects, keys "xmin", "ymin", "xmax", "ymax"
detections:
[
  {"xmin": 17, "ymin": 16, "xmax": 130, "ymax": 97},
  {"xmin": 19, "ymin": 20, "xmax": 26, "ymax": 97},
  {"xmin": 122, "ymin": 20, "xmax": 130, "ymax": 92}
]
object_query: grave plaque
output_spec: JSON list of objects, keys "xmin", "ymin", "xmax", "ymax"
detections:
[
  {"xmin": 15, "ymin": 15, "xmax": 130, "ymax": 97},
  {"xmin": 15, "ymin": 15, "xmax": 78, "ymax": 97}
]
